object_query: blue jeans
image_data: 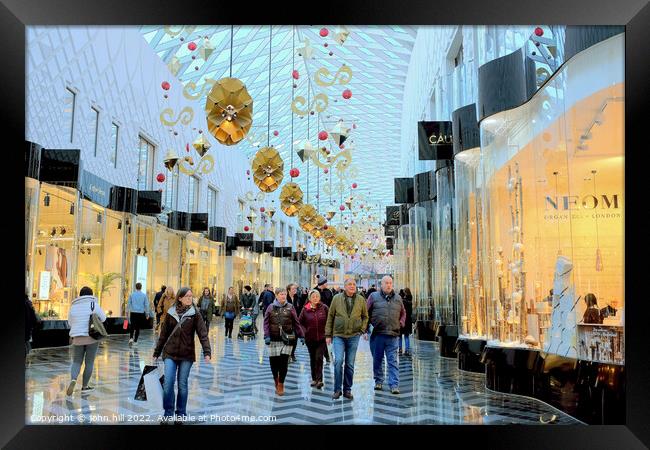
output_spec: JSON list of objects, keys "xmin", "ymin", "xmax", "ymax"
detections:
[
  {"xmin": 399, "ymin": 335, "xmax": 410, "ymax": 352},
  {"xmin": 332, "ymin": 335, "xmax": 360, "ymax": 393},
  {"xmin": 163, "ymin": 358, "xmax": 193, "ymax": 418},
  {"xmin": 370, "ymin": 334, "xmax": 399, "ymax": 388}
]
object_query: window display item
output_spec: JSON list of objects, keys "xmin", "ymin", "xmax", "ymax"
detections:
[
  {"xmin": 582, "ymin": 293, "xmax": 602, "ymax": 324},
  {"xmin": 547, "ymin": 255, "xmax": 577, "ymax": 357}
]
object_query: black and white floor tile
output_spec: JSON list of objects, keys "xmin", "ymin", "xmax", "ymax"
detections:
[{"xmin": 25, "ymin": 317, "xmax": 584, "ymax": 425}]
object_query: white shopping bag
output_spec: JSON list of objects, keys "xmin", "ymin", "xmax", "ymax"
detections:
[{"xmin": 143, "ymin": 366, "xmax": 164, "ymax": 410}]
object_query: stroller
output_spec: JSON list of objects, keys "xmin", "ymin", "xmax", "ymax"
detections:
[{"xmin": 237, "ymin": 308, "xmax": 256, "ymax": 340}]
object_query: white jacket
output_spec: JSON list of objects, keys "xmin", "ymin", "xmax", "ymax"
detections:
[{"xmin": 68, "ymin": 295, "xmax": 107, "ymax": 338}]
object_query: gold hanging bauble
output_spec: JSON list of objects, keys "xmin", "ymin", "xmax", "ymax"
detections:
[
  {"xmin": 266, "ymin": 207, "xmax": 276, "ymax": 219},
  {"xmin": 324, "ymin": 227, "xmax": 338, "ymax": 247},
  {"xmin": 298, "ymin": 204, "xmax": 318, "ymax": 232},
  {"xmin": 325, "ymin": 208, "xmax": 336, "ymax": 221},
  {"xmin": 279, "ymin": 182, "xmax": 304, "ymax": 217},
  {"xmin": 251, "ymin": 146, "xmax": 284, "ymax": 192},
  {"xmin": 192, "ymin": 134, "xmax": 212, "ymax": 157},
  {"xmin": 205, "ymin": 77, "xmax": 253, "ymax": 146},
  {"xmin": 330, "ymin": 119, "xmax": 350, "ymax": 146},
  {"xmin": 163, "ymin": 149, "xmax": 179, "ymax": 171}
]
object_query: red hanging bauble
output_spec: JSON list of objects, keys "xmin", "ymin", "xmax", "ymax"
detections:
[
  {"xmin": 185, "ymin": 143, "xmax": 190, "ymax": 152},
  {"xmin": 323, "ymin": 225, "xmax": 329, "ymax": 230},
  {"xmin": 352, "ymin": 123, "xmax": 357, "ymax": 129},
  {"xmin": 244, "ymin": 226, "xmax": 250, "ymax": 232},
  {"xmin": 156, "ymin": 173, "xmax": 166, "ymax": 183},
  {"xmin": 534, "ymin": 27, "xmax": 544, "ymax": 36},
  {"xmin": 319, "ymin": 28, "xmax": 329, "ymax": 37},
  {"xmin": 161, "ymin": 81, "xmax": 170, "ymax": 90},
  {"xmin": 339, "ymin": 205, "xmax": 345, "ymax": 211},
  {"xmin": 290, "ymin": 168, "xmax": 300, "ymax": 178},
  {"xmin": 246, "ymin": 169, "xmax": 250, "ymax": 175},
  {"xmin": 188, "ymin": 42, "xmax": 197, "ymax": 51},
  {"xmin": 324, "ymin": 168, "xmax": 329, "ymax": 174},
  {"xmin": 352, "ymin": 183, "xmax": 358, "ymax": 189},
  {"xmin": 318, "ymin": 131, "xmax": 328, "ymax": 140},
  {"xmin": 273, "ymin": 130, "xmax": 279, "ymax": 136},
  {"xmin": 342, "ymin": 89, "xmax": 352, "ymax": 99},
  {"xmin": 260, "ymin": 207, "xmax": 266, "ymax": 213},
  {"xmin": 292, "ymin": 70, "xmax": 299, "ymax": 80}
]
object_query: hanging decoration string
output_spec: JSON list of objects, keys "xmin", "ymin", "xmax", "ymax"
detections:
[
  {"xmin": 290, "ymin": 25, "xmax": 295, "ymax": 169},
  {"xmin": 267, "ymin": 25, "xmax": 273, "ymax": 147},
  {"xmin": 229, "ymin": 25, "xmax": 234, "ymax": 78},
  {"xmin": 307, "ymin": 83, "xmax": 310, "ymax": 201}
]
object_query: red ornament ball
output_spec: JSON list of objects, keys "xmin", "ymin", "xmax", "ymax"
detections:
[
  {"xmin": 324, "ymin": 43, "xmax": 328, "ymax": 47},
  {"xmin": 324, "ymin": 168, "xmax": 329, "ymax": 174},
  {"xmin": 351, "ymin": 220, "xmax": 354, "ymax": 224},
  {"xmin": 339, "ymin": 205, "xmax": 345, "ymax": 211},
  {"xmin": 318, "ymin": 131, "xmax": 328, "ymax": 140},
  {"xmin": 352, "ymin": 183, "xmax": 358, "ymax": 189},
  {"xmin": 161, "ymin": 81, "xmax": 171, "ymax": 90},
  {"xmin": 292, "ymin": 70, "xmax": 299, "ymax": 80},
  {"xmin": 352, "ymin": 123, "xmax": 357, "ymax": 129},
  {"xmin": 156, "ymin": 173, "xmax": 166, "ymax": 183},
  {"xmin": 290, "ymin": 168, "xmax": 300, "ymax": 178},
  {"xmin": 323, "ymin": 225, "xmax": 329, "ymax": 230},
  {"xmin": 273, "ymin": 130, "xmax": 279, "ymax": 136},
  {"xmin": 260, "ymin": 207, "xmax": 266, "ymax": 212},
  {"xmin": 244, "ymin": 226, "xmax": 250, "ymax": 232},
  {"xmin": 342, "ymin": 89, "xmax": 352, "ymax": 99},
  {"xmin": 319, "ymin": 28, "xmax": 329, "ymax": 37},
  {"xmin": 188, "ymin": 42, "xmax": 197, "ymax": 51},
  {"xmin": 534, "ymin": 27, "xmax": 544, "ymax": 36},
  {"xmin": 186, "ymin": 143, "xmax": 190, "ymax": 152}
]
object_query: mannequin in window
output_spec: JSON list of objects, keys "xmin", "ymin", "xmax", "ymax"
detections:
[{"xmin": 582, "ymin": 293, "xmax": 602, "ymax": 324}]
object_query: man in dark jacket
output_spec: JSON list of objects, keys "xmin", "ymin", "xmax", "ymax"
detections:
[
  {"xmin": 315, "ymin": 278, "xmax": 334, "ymax": 308},
  {"xmin": 25, "ymin": 294, "xmax": 40, "ymax": 355},
  {"xmin": 367, "ymin": 276, "xmax": 405, "ymax": 395},
  {"xmin": 367, "ymin": 284, "xmax": 377, "ymax": 297},
  {"xmin": 259, "ymin": 284, "xmax": 276, "ymax": 315}
]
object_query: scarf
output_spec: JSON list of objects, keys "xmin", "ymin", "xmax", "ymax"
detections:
[{"xmin": 176, "ymin": 303, "xmax": 191, "ymax": 317}]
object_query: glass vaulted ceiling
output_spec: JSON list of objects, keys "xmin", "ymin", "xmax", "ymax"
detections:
[{"xmin": 141, "ymin": 25, "xmax": 416, "ymax": 215}]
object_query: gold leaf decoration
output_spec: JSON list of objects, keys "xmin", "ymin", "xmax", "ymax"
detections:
[
  {"xmin": 160, "ymin": 106, "xmax": 194, "ymax": 126},
  {"xmin": 279, "ymin": 183, "xmax": 304, "ymax": 217},
  {"xmin": 251, "ymin": 146, "xmax": 284, "ymax": 193},
  {"xmin": 183, "ymin": 79, "xmax": 216, "ymax": 100},
  {"xmin": 291, "ymin": 93, "xmax": 329, "ymax": 116},
  {"xmin": 205, "ymin": 77, "xmax": 253, "ymax": 146},
  {"xmin": 315, "ymin": 64, "xmax": 353, "ymax": 87},
  {"xmin": 334, "ymin": 26, "xmax": 350, "ymax": 45}
]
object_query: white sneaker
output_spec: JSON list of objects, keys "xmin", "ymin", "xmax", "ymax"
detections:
[
  {"xmin": 129, "ymin": 339, "xmax": 133, "ymax": 345},
  {"xmin": 133, "ymin": 341, "xmax": 138, "ymax": 346}
]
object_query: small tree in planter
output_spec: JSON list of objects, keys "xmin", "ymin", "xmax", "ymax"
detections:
[{"xmin": 80, "ymin": 272, "xmax": 122, "ymax": 306}]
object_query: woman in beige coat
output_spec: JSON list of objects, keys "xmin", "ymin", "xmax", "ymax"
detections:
[{"xmin": 156, "ymin": 287, "xmax": 176, "ymax": 330}]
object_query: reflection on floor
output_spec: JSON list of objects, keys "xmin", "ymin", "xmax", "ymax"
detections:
[{"xmin": 25, "ymin": 317, "xmax": 584, "ymax": 425}]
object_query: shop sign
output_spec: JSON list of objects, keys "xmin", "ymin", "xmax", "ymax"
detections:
[
  {"xmin": 80, "ymin": 170, "xmax": 111, "ymax": 207},
  {"xmin": 38, "ymin": 271, "xmax": 51, "ymax": 300},
  {"xmin": 136, "ymin": 256, "xmax": 148, "ymax": 291},
  {"xmin": 544, "ymin": 193, "xmax": 622, "ymax": 220},
  {"xmin": 418, "ymin": 121, "xmax": 453, "ymax": 160},
  {"xmin": 386, "ymin": 206, "xmax": 400, "ymax": 226}
]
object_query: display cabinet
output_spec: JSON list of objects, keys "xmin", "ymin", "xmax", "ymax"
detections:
[{"xmin": 479, "ymin": 33, "xmax": 624, "ymax": 364}]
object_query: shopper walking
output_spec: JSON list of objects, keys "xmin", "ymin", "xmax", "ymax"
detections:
[
  {"xmin": 157, "ymin": 286, "xmax": 176, "ymax": 326},
  {"xmin": 126, "ymin": 283, "xmax": 153, "ymax": 346},
  {"xmin": 222, "ymin": 287, "xmax": 239, "ymax": 339},
  {"xmin": 367, "ymin": 276, "xmax": 406, "ymax": 395},
  {"xmin": 315, "ymin": 277, "xmax": 334, "ymax": 308},
  {"xmin": 240, "ymin": 285, "xmax": 258, "ymax": 331},
  {"xmin": 153, "ymin": 287, "xmax": 211, "ymax": 424},
  {"xmin": 298, "ymin": 290, "xmax": 329, "ymax": 389},
  {"xmin": 287, "ymin": 283, "xmax": 300, "ymax": 362},
  {"xmin": 264, "ymin": 287, "xmax": 304, "ymax": 396},
  {"xmin": 259, "ymin": 284, "xmax": 275, "ymax": 315},
  {"xmin": 65, "ymin": 287, "xmax": 106, "ymax": 396},
  {"xmin": 25, "ymin": 294, "xmax": 40, "ymax": 356},
  {"xmin": 367, "ymin": 284, "xmax": 377, "ymax": 297},
  {"xmin": 325, "ymin": 278, "xmax": 368, "ymax": 400},
  {"xmin": 198, "ymin": 287, "xmax": 215, "ymax": 332},
  {"xmin": 399, "ymin": 288, "xmax": 413, "ymax": 356},
  {"xmin": 153, "ymin": 285, "xmax": 166, "ymax": 332}
]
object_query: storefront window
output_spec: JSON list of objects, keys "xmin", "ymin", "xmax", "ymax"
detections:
[
  {"xmin": 480, "ymin": 34, "xmax": 623, "ymax": 363},
  {"xmin": 434, "ymin": 163, "xmax": 457, "ymax": 327},
  {"xmin": 208, "ymin": 241, "xmax": 226, "ymax": 301},
  {"xmin": 411, "ymin": 202, "xmax": 434, "ymax": 322},
  {"xmin": 76, "ymin": 199, "xmax": 106, "ymax": 312},
  {"xmin": 100, "ymin": 210, "xmax": 126, "ymax": 317},
  {"xmin": 152, "ymin": 223, "xmax": 183, "ymax": 300},
  {"xmin": 25, "ymin": 178, "xmax": 40, "ymax": 295},
  {"xmin": 129, "ymin": 216, "xmax": 156, "ymax": 312},
  {"xmin": 31, "ymin": 185, "xmax": 78, "ymax": 319}
]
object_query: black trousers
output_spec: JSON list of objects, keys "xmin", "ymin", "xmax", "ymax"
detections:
[
  {"xmin": 291, "ymin": 342, "xmax": 297, "ymax": 358},
  {"xmin": 269, "ymin": 355, "xmax": 290, "ymax": 383},
  {"xmin": 224, "ymin": 318, "xmax": 234, "ymax": 337},
  {"xmin": 306, "ymin": 340, "xmax": 327, "ymax": 382},
  {"xmin": 129, "ymin": 312, "xmax": 146, "ymax": 341}
]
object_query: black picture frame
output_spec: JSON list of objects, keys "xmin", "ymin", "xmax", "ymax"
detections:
[{"xmin": 5, "ymin": 0, "xmax": 647, "ymax": 448}]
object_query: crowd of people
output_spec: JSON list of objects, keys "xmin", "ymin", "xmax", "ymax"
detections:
[{"xmin": 29, "ymin": 274, "xmax": 414, "ymax": 425}]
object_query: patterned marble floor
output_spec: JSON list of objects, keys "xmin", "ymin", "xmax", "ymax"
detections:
[{"xmin": 25, "ymin": 317, "xmax": 584, "ymax": 425}]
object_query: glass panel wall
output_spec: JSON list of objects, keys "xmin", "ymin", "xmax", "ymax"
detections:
[
  {"xmin": 96, "ymin": 208, "xmax": 126, "ymax": 317},
  {"xmin": 25, "ymin": 178, "xmax": 40, "ymax": 296},
  {"xmin": 151, "ymin": 224, "xmax": 183, "ymax": 299},
  {"xmin": 435, "ymin": 164, "xmax": 457, "ymax": 327}
]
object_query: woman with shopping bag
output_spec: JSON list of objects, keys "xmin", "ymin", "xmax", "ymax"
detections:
[{"xmin": 153, "ymin": 287, "xmax": 211, "ymax": 424}]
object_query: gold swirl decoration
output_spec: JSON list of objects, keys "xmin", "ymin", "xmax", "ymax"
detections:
[
  {"xmin": 279, "ymin": 183, "xmax": 304, "ymax": 217},
  {"xmin": 315, "ymin": 64, "xmax": 353, "ymax": 87},
  {"xmin": 251, "ymin": 147, "xmax": 284, "ymax": 193},
  {"xmin": 291, "ymin": 93, "xmax": 329, "ymax": 116},
  {"xmin": 163, "ymin": 25, "xmax": 196, "ymax": 37},
  {"xmin": 160, "ymin": 106, "xmax": 194, "ymax": 126},
  {"xmin": 305, "ymin": 254, "xmax": 321, "ymax": 264},
  {"xmin": 178, "ymin": 154, "xmax": 215, "ymax": 176},
  {"xmin": 205, "ymin": 77, "xmax": 253, "ymax": 146},
  {"xmin": 183, "ymin": 79, "xmax": 217, "ymax": 100}
]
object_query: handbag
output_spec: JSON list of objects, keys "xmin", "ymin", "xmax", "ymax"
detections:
[
  {"xmin": 88, "ymin": 302, "xmax": 108, "ymax": 340},
  {"xmin": 134, "ymin": 364, "xmax": 164, "ymax": 409},
  {"xmin": 224, "ymin": 311, "xmax": 235, "ymax": 320},
  {"xmin": 280, "ymin": 327, "xmax": 296, "ymax": 346}
]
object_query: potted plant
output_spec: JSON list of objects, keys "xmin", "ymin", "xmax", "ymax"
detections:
[{"xmin": 80, "ymin": 272, "xmax": 122, "ymax": 304}]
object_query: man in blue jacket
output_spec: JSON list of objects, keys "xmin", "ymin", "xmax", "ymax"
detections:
[
  {"xmin": 127, "ymin": 282, "xmax": 153, "ymax": 346},
  {"xmin": 259, "ymin": 284, "xmax": 276, "ymax": 315},
  {"xmin": 367, "ymin": 275, "xmax": 405, "ymax": 394}
]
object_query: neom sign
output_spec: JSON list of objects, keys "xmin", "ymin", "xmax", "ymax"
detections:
[{"xmin": 545, "ymin": 194, "xmax": 620, "ymax": 210}]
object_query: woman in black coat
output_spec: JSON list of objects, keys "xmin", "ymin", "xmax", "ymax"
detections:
[{"xmin": 399, "ymin": 288, "xmax": 413, "ymax": 356}]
